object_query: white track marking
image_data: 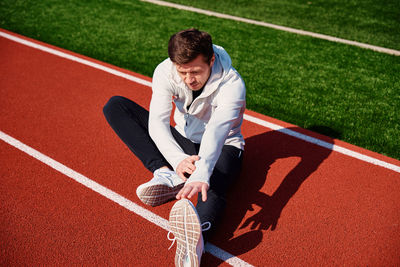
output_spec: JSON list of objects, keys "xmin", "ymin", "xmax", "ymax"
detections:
[
  {"xmin": 0, "ymin": 32, "xmax": 152, "ymax": 88},
  {"xmin": 141, "ymin": 0, "xmax": 400, "ymax": 56},
  {"xmin": 1, "ymin": 30, "xmax": 399, "ymax": 173},
  {"xmin": 0, "ymin": 130, "xmax": 253, "ymax": 267},
  {"xmin": 243, "ymin": 115, "xmax": 400, "ymax": 173}
]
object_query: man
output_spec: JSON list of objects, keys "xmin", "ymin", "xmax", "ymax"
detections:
[{"xmin": 103, "ymin": 28, "xmax": 246, "ymax": 266}]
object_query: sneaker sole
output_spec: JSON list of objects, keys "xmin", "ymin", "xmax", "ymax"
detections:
[
  {"xmin": 169, "ymin": 199, "xmax": 201, "ymax": 267},
  {"xmin": 137, "ymin": 183, "xmax": 184, "ymax": 207}
]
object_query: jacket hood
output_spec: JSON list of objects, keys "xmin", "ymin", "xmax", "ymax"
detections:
[
  {"xmin": 213, "ymin": 44, "xmax": 232, "ymax": 73},
  {"xmin": 203, "ymin": 44, "xmax": 232, "ymax": 94}
]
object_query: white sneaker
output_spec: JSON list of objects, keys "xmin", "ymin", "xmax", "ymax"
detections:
[
  {"xmin": 168, "ymin": 199, "xmax": 210, "ymax": 267},
  {"xmin": 136, "ymin": 169, "xmax": 185, "ymax": 207}
]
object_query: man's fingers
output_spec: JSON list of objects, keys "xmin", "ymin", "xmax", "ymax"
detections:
[
  {"xmin": 177, "ymin": 184, "xmax": 192, "ymax": 199},
  {"xmin": 186, "ymin": 164, "xmax": 196, "ymax": 173},
  {"xmin": 201, "ymin": 185, "xmax": 208, "ymax": 202},
  {"xmin": 176, "ymin": 186, "xmax": 185, "ymax": 199},
  {"xmin": 176, "ymin": 182, "xmax": 208, "ymax": 201},
  {"xmin": 187, "ymin": 185, "xmax": 201, "ymax": 199},
  {"xmin": 188, "ymin": 155, "xmax": 200, "ymax": 163},
  {"xmin": 177, "ymin": 156, "xmax": 200, "ymax": 180},
  {"xmin": 177, "ymin": 171, "xmax": 188, "ymax": 181}
]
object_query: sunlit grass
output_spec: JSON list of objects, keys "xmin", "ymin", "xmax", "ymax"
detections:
[{"xmin": 1, "ymin": 0, "xmax": 399, "ymax": 159}]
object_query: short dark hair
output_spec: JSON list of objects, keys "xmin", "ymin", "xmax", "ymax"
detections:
[{"xmin": 168, "ymin": 28, "xmax": 214, "ymax": 65}]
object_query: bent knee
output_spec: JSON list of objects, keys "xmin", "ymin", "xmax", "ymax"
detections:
[{"xmin": 103, "ymin": 95, "xmax": 126, "ymax": 115}]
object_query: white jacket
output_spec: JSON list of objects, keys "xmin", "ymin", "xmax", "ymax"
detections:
[{"xmin": 149, "ymin": 45, "xmax": 246, "ymax": 185}]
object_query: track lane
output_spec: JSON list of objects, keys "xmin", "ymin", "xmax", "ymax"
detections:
[
  {"xmin": 1, "ymin": 31, "xmax": 399, "ymax": 266},
  {"xmin": 0, "ymin": 32, "xmax": 242, "ymax": 266},
  {"xmin": 0, "ymin": 141, "xmax": 177, "ymax": 266}
]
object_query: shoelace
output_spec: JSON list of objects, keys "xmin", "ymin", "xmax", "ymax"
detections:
[{"xmin": 167, "ymin": 221, "xmax": 211, "ymax": 250}]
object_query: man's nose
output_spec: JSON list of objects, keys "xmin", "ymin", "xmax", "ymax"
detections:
[{"xmin": 185, "ymin": 73, "xmax": 195, "ymax": 82}]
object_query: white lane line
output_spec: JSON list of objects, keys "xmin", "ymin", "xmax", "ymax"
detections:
[
  {"xmin": 243, "ymin": 115, "xmax": 400, "ymax": 173},
  {"xmin": 1, "ymin": 30, "xmax": 399, "ymax": 174},
  {"xmin": 0, "ymin": 31, "xmax": 152, "ymax": 88},
  {"xmin": 0, "ymin": 130, "xmax": 253, "ymax": 267},
  {"xmin": 141, "ymin": 0, "xmax": 400, "ymax": 56}
]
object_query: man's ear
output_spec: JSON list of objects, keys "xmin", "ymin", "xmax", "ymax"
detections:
[{"xmin": 210, "ymin": 54, "xmax": 215, "ymax": 67}]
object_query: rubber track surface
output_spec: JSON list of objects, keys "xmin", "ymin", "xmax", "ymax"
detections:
[{"xmin": 1, "ymin": 30, "xmax": 399, "ymax": 266}]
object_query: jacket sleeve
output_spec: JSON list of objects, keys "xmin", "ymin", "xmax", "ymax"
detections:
[
  {"xmin": 186, "ymin": 75, "xmax": 246, "ymax": 186},
  {"xmin": 149, "ymin": 64, "xmax": 189, "ymax": 170}
]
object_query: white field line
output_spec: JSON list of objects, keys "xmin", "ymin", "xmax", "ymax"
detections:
[
  {"xmin": 1, "ymin": 30, "xmax": 399, "ymax": 174},
  {"xmin": 0, "ymin": 32, "xmax": 152, "ymax": 88},
  {"xmin": 141, "ymin": 0, "xmax": 400, "ymax": 56},
  {"xmin": 0, "ymin": 130, "xmax": 253, "ymax": 267},
  {"xmin": 243, "ymin": 115, "xmax": 400, "ymax": 173}
]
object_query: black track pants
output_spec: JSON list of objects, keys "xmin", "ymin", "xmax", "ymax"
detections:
[{"xmin": 103, "ymin": 96, "xmax": 243, "ymax": 241}]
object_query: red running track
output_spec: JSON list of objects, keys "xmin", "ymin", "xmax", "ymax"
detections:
[{"xmin": 1, "ymin": 29, "xmax": 399, "ymax": 266}]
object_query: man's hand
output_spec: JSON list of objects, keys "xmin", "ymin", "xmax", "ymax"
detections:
[
  {"xmin": 176, "ymin": 155, "xmax": 200, "ymax": 181},
  {"xmin": 177, "ymin": 181, "xmax": 209, "ymax": 202}
]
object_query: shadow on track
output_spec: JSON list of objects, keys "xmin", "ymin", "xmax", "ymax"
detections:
[{"xmin": 207, "ymin": 126, "xmax": 335, "ymax": 264}]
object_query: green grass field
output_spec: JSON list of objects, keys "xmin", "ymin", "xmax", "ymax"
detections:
[
  {"xmin": 167, "ymin": 0, "xmax": 400, "ymax": 50},
  {"xmin": 1, "ymin": 0, "xmax": 399, "ymax": 159}
]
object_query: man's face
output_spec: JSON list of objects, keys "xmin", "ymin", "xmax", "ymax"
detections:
[{"xmin": 175, "ymin": 54, "xmax": 215, "ymax": 91}]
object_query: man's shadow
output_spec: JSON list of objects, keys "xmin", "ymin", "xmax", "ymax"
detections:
[{"xmin": 210, "ymin": 126, "xmax": 335, "ymax": 258}]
